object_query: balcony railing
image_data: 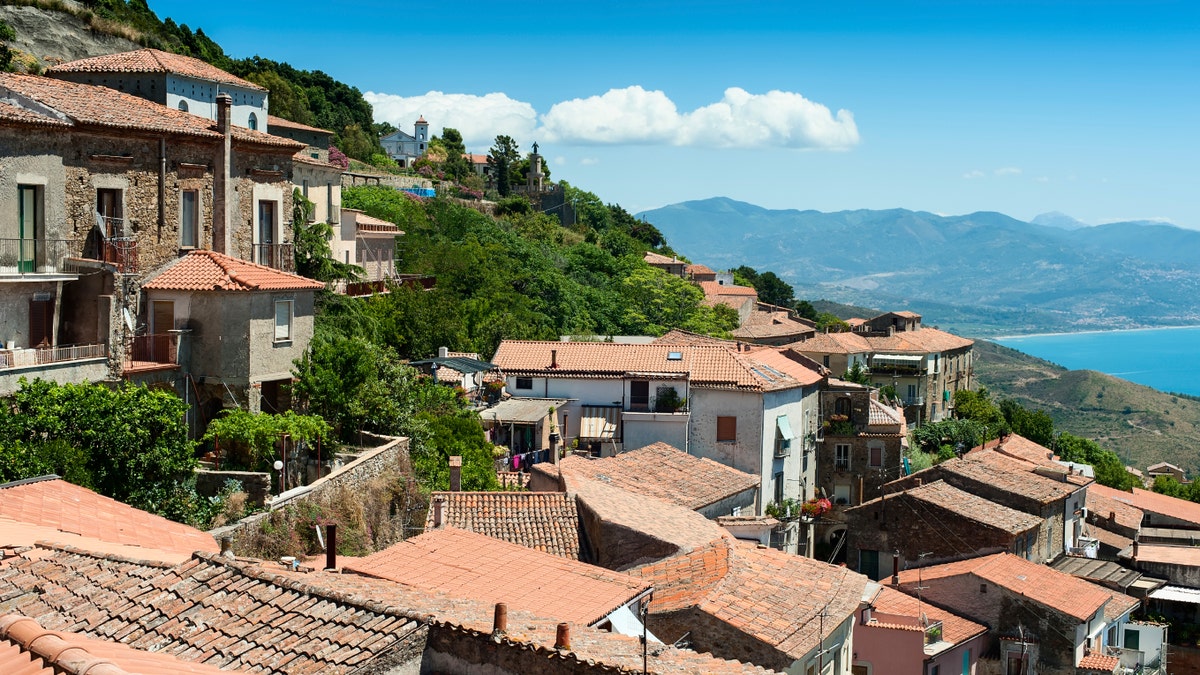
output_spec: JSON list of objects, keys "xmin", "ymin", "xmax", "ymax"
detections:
[
  {"xmin": 253, "ymin": 243, "xmax": 295, "ymax": 272},
  {"xmin": 0, "ymin": 238, "xmax": 78, "ymax": 275},
  {"xmin": 124, "ymin": 333, "xmax": 178, "ymax": 372},
  {"xmin": 102, "ymin": 236, "xmax": 138, "ymax": 273},
  {"xmin": 0, "ymin": 342, "xmax": 107, "ymax": 370}
]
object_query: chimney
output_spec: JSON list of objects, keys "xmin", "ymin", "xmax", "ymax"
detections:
[
  {"xmin": 220, "ymin": 536, "xmax": 235, "ymax": 559},
  {"xmin": 550, "ymin": 349, "xmax": 558, "ymax": 368},
  {"xmin": 554, "ymin": 623, "xmax": 571, "ymax": 650},
  {"xmin": 1109, "ymin": 510, "xmax": 1116, "ymax": 524},
  {"xmin": 432, "ymin": 496, "xmax": 445, "ymax": 528},
  {"xmin": 888, "ymin": 325, "xmax": 895, "ymax": 336},
  {"xmin": 324, "ymin": 524, "xmax": 337, "ymax": 571},
  {"xmin": 212, "ymin": 92, "xmax": 233, "ymax": 254},
  {"xmin": 438, "ymin": 346, "xmax": 449, "ymax": 358},
  {"xmin": 915, "ymin": 478, "xmax": 923, "ymax": 487},
  {"xmin": 493, "ymin": 603, "xmax": 508, "ymax": 635},
  {"xmin": 891, "ymin": 551, "xmax": 900, "ymax": 585},
  {"xmin": 449, "ymin": 456, "xmax": 462, "ymax": 491},
  {"xmin": 1132, "ymin": 540, "xmax": 1139, "ymax": 559}
]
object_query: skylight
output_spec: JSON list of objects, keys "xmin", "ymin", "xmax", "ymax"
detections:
[{"xmin": 667, "ymin": 351, "xmax": 683, "ymax": 361}]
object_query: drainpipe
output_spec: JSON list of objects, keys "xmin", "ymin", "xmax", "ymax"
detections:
[
  {"xmin": 213, "ymin": 93, "xmax": 232, "ymax": 254},
  {"xmin": 158, "ymin": 137, "xmax": 166, "ymax": 232}
]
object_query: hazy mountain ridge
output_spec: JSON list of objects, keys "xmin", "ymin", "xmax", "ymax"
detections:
[{"xmin": 639, "ymin": 197, "xmax": 1200, "ymax": 335}]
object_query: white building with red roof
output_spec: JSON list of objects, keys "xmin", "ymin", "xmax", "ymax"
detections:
[
  {"xmin": 491, "ymin": 339, "xmax": 825, "ymax": 545},
  {"xmin": 47, "ymin": 48, "xmax": 269, "ymax": 132}
]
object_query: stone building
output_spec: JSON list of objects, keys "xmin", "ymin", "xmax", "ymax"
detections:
[
  {"xmin": 46, "ymin": 48, "xmax": 269, "ymax": 132},
  {"xmin": 380, "ymin": 116, "xmax": 430, "ymax": 167},
  {"xmin": 0, "ymin": 71, "xmax": 310, "ymax": 424}
]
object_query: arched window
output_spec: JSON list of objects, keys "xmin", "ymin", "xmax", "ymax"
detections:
[
  {"xmin": 248, "ymin": 113, "xmax": 258, "ymax": 131},
  {"xmin": 834, "ymin": 397, "xmax": 851, "ymax": 417},
  {"xmin": 177, "ymin": 100, "xmax": 188, "ymax": 112}
]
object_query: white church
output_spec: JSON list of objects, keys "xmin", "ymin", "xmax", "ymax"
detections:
[{"xmin": 379, "ymin": 117, "xmax": 430, "ymax": 167}]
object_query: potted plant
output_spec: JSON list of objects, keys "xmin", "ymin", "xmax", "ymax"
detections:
[{"xmin": 800, "ymin": 497, "xmax": 832, "ymax": 521}]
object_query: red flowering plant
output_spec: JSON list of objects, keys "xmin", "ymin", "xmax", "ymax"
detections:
[{"xmin": 801, "ymin": 497, "xmax": 833, "ymax": 518}]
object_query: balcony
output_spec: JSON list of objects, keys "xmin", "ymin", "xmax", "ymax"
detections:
[
  {"xmin": 253, "ymin": 243, "xmax": 295, "ymax": 272},
  {"xmin": 1, "ymin": 342, "xmax": 107, "ymax": 370},
  {"xmin": 0, "ymin": 238, "xmax": 79, "ymax": 277},
  {"xmin": 101, "ymin": 236, "xmax": 138, "ymax": 273},
  {"xmin": 124, "ymin": 333, "xmax": 179, "ymax": 374}
]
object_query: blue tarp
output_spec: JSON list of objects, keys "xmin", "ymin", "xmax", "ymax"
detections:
[{"xmin": 402, "ymin": 187, "xmax": 437, "ymax": 198}]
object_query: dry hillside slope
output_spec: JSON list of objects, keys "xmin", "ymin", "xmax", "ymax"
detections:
[
  {"xmin": 974, "ymin": 340, "xmax": 1200, "ymax": 475},
  {"xmin": 0, "ymin": 4, "xmax": 141, "ymax": 69}
]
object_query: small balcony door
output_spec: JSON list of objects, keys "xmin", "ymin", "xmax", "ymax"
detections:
[
  {"xmin": 17, "ymin": 185, "xmax": 39, "ymax": 273},
  {"xmin": 630, "ymin": 380, "xmax": 649, "ymax": 411},
  {"xmin": 96, "ymin": 189, "xmax": 122, "ymax": 237},
  {"xmin": 258, "ymin": 200, "xmax": 277, "ymax": 266}
]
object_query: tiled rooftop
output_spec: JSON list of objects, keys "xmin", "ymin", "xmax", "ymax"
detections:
[
  {"xmin": 266, "ymin": 114, "xmax": 331, "ymax": 134},
  {"xmin": 902, "ymin": 480, "xmax": 1042, "ymax": 534},
  {"xmin": 1087, "ymin": 483, "xmax": 1145, "ymax": 532},
  {"xmin": 0, "ymin": 73, "xmax": 300, "ymax": 149},
  {"xmin": 867, "ymin": 398, "xmax": 905, "ymax": 428},
  {"xmin": 1131, "ymin": 543, "xmax": 1200, "ymax": 566},
  {"xmin": 731, "ymin": 310, "xmax": 815, "ymax": 340},
  {"xmin": 698, "ymin": 281, "xmax": 759, "ymax": 297},
  {"xmin": 0, "ymin": 544, "xmax": 427, "ymax": 675},
  {"xmin": 342, "ymin": 527, "xmax": 648, "ymax": 626},
  {"xmin": 0, "ymin": 477, "xmax": 217, "ymax": 561},
  {"xmin": 1121, "ymin": 487, "xmax": 1200, "ymax": 527},
  {"xmin": 423, "ymin": 491, "xmax": 581, "ymax": 558},
  {"xmin": 897, "ymin": 553, "xmax": 1115, "ymax": 622},
  {"xmin": 1077, "ymin": 651, "xmax": 1121, "ymax": 671},
  {"xmin": 939, "ymin": 449, "xmax": 1086, "ymax": 504},
  {"xmin": 0, "ymin": 613, "xmax": 244, "ymax": 675},
  {"xmin": 788, "ymin": 326, "xmax": 973, "ymax": 354},
  {"xmin": 1050, "ymin": 556, "xmax": 1144, "ymax": 591},
  {"xmin": 643, "ymin": 251, "xmax": 684, "ymax": 265},
  {"xmin": 48, "ymin": 49, "xmax": 265, "ymax": 91},
  {"xmin": 492, "ymin": 340, "xmax": 822, "ymax": 391},
  {"xmin": 992, "ymin": 434, "xmax": 1058, "ymax": 466},
  {"xmin": 0, "ymin": 544, "xmax": 775, "ymax": 675},
  {"xmin": 555, "ymin": 441, "xmax": 760, "ymax": 511},
  {"xmin": 867, "ymin": 585, "xmax": 986, "ymax": 646},
  {"xmin": 142, "ymin": 249, "xmax": 324, "ymax": 292}
]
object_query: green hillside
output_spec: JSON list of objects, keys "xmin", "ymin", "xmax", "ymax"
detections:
[{"xmin": 974, "ymin": 340, "xmax": 1200, "ymax": 475}]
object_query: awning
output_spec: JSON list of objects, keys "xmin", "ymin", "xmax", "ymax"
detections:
[
  {"xmin": 408, "ymin": 356, "xmax": 496, "ymax": 374},
  {"xmin": 1149, "ymin": 585, "xmax": 1200, "ymax": 604},
  {"xmin": 580, "ymin": 406, "xmax": 621, "ymax": 439},
  {"xmin": 484, "ymin": 398, "xmax": 569, "ymax": 425},
  {"xmin": 776, "ymin": 414, "xmax": 794, "ymax": 440},
  {"xmin": 872, "ymin": 354, "xmax": 923, "ymax": 365},
  {"xmin": 603, "ymin": 604, "xmax": 661, "ymax": 643}
]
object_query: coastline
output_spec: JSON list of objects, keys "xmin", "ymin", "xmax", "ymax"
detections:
[{"xmin": 990, "ymin": 324, "xmax": 1200, "ymax": 341}]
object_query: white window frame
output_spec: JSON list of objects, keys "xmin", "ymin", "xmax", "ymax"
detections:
[
  {"xmin": 274, "ymin": 299, "xmax": 293, "ymax": 342},
  {"xmin": 180, "ymin": 188, "xmax": 199, "ymax": 248},
  {"xmin": 835, "ymin": 443, "xmax": 851, "ymax": 471}
]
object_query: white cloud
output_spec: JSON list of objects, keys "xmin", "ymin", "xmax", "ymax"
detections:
[
  {"xmin": 539, "ymin": 86, "xmax": 859, "ymax": 149},
  {"xmin": 580, "ymin": 157, "xmax": 600, "ymax": 166},
  {"xmin": 1035, "ymin": 176, "xmax": 1050, "ymax": 183},
  {"xmin": 994, "ymin": 167, "xmax": 1022, "ymax": 176},
  {"xmin": 364, "ymin": 90, "xmax": 537, "ymax": 147},
  {"xmin": 963, "ymin": 170, "xmax": 985, "ymax": 179},
  {"xmin": 365, "ymin": 85, "xmax": 859, "ymax": 151}
]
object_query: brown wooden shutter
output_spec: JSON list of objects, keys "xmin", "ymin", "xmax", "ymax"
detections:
[
  {"xmin": 29, "ymin": 298, "xmax": 54, "ymax": 347},
  {"xmin": 717, "ymin": 416, "xmax": 737, "ymax": 442}
]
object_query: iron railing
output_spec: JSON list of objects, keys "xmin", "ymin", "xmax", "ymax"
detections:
[
  {"xmin": 0, "ymin": 342, "xmax": 107, "ymax": 370},
  {"xmin": 253, "ymin": 243, "xmax": 295, "ymax": 272},
  {"xmin": 0, "ymin": 238, "xmax": 78, "ymax": 274},
  {"xmin": 102, "ymin": 236, "xmax": 138, "ymax": 272},
  {"xmin": 125, "ymin": 333, "xmax": 178, "ymax": 368}
]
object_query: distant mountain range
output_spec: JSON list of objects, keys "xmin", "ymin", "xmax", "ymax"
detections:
[{"xmin": 636, "ymin": 197, "xmax": 1200, "ymax": 335}]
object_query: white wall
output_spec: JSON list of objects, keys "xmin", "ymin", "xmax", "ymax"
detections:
[{"xmin": 165, "ymin": 75, "xmax": 268, "ymax": 131}]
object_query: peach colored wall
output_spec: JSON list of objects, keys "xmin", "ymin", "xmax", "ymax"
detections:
[{"xmin": 853, "ymin": 623, "xmax": 924, "ymax": 674}]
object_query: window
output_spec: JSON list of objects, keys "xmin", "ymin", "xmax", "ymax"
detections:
[
  {"xmin": 274, "ymin": 300, "xmax": 293, "ymax": 341},
  {"xmin": 834, "ymin": 397, "xmax": 851, "ymax": 416},
  {"xmin": 833, "ymin": 484, "xmax": 851, "ymax": 505},
  {"xmin": 1124, "ymin": 628, "xmax": 1140, "ymax": 650},
  {"xmin": 178, "ymin": 100, "xmax": 188, "ymax": 112},
  {"xmin": 515, "ymin": 377, "xmax": 532, "ymax": 390},
  {"xmin": 327, "ymin": 183, "xmax": 337, "ymax": 223},
  {"xmin": 835, "ymin": 444, "xmax": 850, "ymax": 470},
  {"xmin": 717, "ymin": 416, "xmax": 737, "ymax": 443},
  {"xmin": 96, "ymin": 188, "xmax": 123, "ymax": 237},
  {"xmin": 180, "ymin": 189, "xmax": 198, "ymax": 247},
  {"xmin": 248, "ymin": 112, "xmax": 258, "ymax": 130},
  {"xmin": 16, "ymin": 184, "xmax": 41, "ymax": 273},
  {"xmin": 822, "ymin": 355, "xmax": 830, "ymax": 368},
  {"xmin": 869, "ymin": 444, "xmax": 883, "ymax": 468},
  {"xmin": 774, "ymin": 471, "xmax": 784, "ymax": 503},
  {"xmin": 930, "ymin": 666, "xmax": 940, "ymax": 675},
  {"xmin": 630, "ymin": 380, "xmax": 650, "ymax": 411},
  {"xmin": 907, "ymin": 384, "xmax": 917, "ymax": 401}
]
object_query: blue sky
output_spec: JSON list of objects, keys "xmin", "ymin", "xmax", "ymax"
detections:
[{"xmin": 150, "ymin": 1, "xmax": 1198, "ymax": 227}]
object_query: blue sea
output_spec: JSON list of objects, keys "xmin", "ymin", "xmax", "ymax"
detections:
[{"xmin": 993, "ymin": 326, "xmax": 1200, "ymax": 397}]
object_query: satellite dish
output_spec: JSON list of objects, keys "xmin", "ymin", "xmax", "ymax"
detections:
[
  {"xmin": 273, "ymin": 460, "xmax": 284, "ymax": 471},
  {"xmin": 123, "ymin": 308, "xmax": 135, "ymax": 332}
]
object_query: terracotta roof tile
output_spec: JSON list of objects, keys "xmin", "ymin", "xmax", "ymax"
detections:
[
  {"xmin": 1119, "ymin": 487, "xmax": 1200, "ymax": 527},
  {"xmin": 686, "ymin": 263, "xmax": 715, "ymax": 275},
  {"xmin": 423, "ymin": 492, "xmax": 581, "ymax": 558},
  {"xmin": 0, "ymin": 478, "xmax": 217, "ymax": 560},
  {"xmin": 1077, "ymin": 651, "xmax": 1120, "ymax": 671},
  {"xmin": 699, "ymin": 280, "xmax": 758, "ymax": 297},
  {"xmin": 554, "ymin": 442, "xmax": 759, "ymax": 511},
  {"xmin": 993, "ymin": 435, "xmax": 1058, "ymax": 466},
  {"xmin": 142, "ymin": 249, "xmax": 323, "ymax": 292},
  {"xmin": 341, "ymin": 527, "xmax": 648, "ymax": 626},
  {"xmin": 867, "ymin": 398, "xmax": 905, "ymax": 427},
  {"xmin": 492, "ymin": 340, "xmax": 821, "ymax": 392},
  {"xmin": 867, "ymin": 480, "xmax": 1042, "ymax": 534},
  {"xmin": 938, "ymin": 448, "xmax": 1087, "ymax": 505},
  {"xmin": 48, "ymin": 49, "xmax": 265, "ymax": 91},
  {"xmin": 267, "ymin": 114, "xmax": 331, "ymax": 134},
  {"xmin": 789, "ymin": 327, "xmax": 972, "ymax": 354},
  {"xmin": 0, "ymin": 73, "xmax": 301, "ymax": 149},
  {"xmin": 0, "ymin": 614, "xmax": 244, "ymax": 675},
  {"xmin": 788, "ymin": 331, "xmax": 873, "ymax": 355},
  {"xmin": 1087, "ymin": 484, "xmax": 1145, "ymax": 533},
  {"xmin": 731, "ymin": 310, "xmax": 815, "ymax": 340},
  {"xmin": 1132, "ymin": 543, "xmax": 1200, "ymax": 566},
  {"xmin": 867, "ymin": 585, "xmax": 986, "ymax": 646},
  {"xmin": 897, "ymin": 553, "xmax": 1116, "ymax": 622},
  {"xmin": 643, "ymin": 251, "xmax": 684, "ymax": 265}
]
